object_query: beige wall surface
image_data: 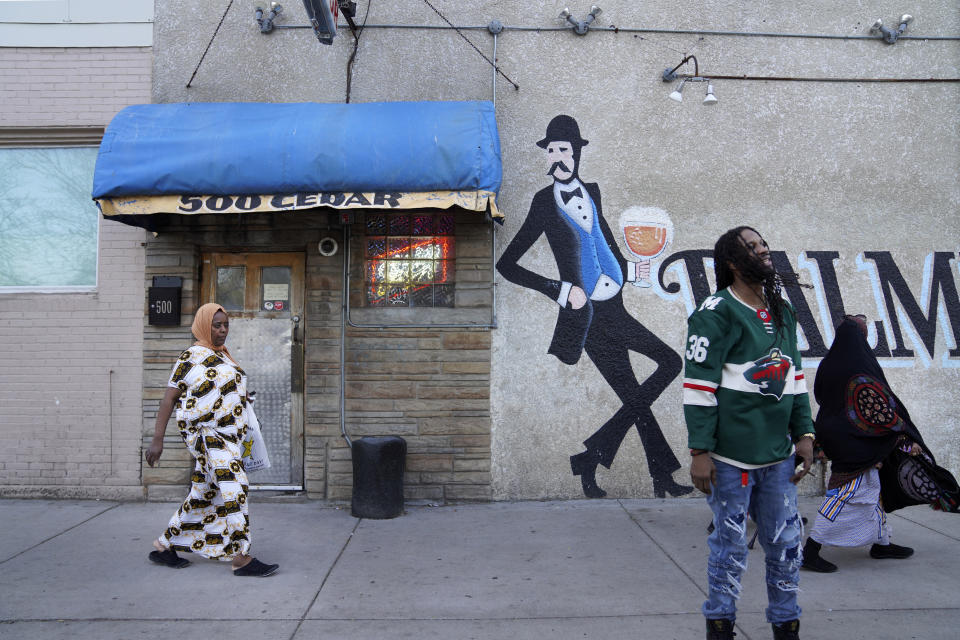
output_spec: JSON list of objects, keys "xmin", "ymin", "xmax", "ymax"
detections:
[
  {"xmin": 0, "ymin": 44, "xmax": 150, "ymax": 498},
  {"xmin": 152, "ymin": 1, "xmax": 959, "ymax": 500}
]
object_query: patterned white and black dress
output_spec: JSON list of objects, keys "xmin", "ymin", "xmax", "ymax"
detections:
[{"xmin": 158, "ymin": 345, "xmax": 251, "ymax": 560}]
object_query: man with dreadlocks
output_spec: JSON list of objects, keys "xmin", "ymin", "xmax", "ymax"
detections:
[{"xmin": 683, "ymin": 227, "xmax": 815, "ymax": 640}]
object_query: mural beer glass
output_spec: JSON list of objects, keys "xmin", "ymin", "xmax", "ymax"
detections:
[{"xmin": 620, "ymin": 207, "xmax": 674, "ymax": 288}]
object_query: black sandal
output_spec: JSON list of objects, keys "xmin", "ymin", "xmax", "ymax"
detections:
[
  {"xmin": 149, "ymin": 548, "xmax": 191, "ymax": 569},
  {"xmin": 233, "ymin": 558, "xmax": 279, "ymax": 577}
]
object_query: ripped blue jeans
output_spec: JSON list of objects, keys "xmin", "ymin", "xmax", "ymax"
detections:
[{"xmin": 703, "ymin": 456, "xmax": 803, "ymax": 624}]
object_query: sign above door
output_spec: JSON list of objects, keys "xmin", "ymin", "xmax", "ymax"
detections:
[{"xmin": 92, "ymin": 101, "xmax": 502, "ymax": 227}]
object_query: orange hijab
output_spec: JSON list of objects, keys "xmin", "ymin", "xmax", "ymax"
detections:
[{"xmin": 191, "ymin": 303, "xmax": 236, "ymax": 363}]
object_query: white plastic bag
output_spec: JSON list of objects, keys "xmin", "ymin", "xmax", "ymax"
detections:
[{"xmin": 242, "ymin": 406, "xmax": 271, "ymax": 472}]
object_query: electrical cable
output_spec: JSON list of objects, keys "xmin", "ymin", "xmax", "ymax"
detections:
[
  {"xmin": 274, "ymin": 17, "xmax": 959, "ymax": 89},
  {"xmin": 419, "ymin": 0, "xmax": 519, "ymax": 90},
  {"xmin": 186, "ymin": 0, "xmax": 235, "ymax": 88},
  {"xmin": 345, "ymin": 0, "xmax": 373, "ymax": 103},
  {"xmin": 505, "ymin": 24, "xmax": 960, "ymax": 41},
  {"xmin": 675, "ymin": 73, "xmax": 959, "ymax": 83},
  {"xmin": 274, "ymin": 21, "xmax": 960, "ymax": 42}
]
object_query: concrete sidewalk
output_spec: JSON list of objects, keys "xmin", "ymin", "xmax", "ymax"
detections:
[{"xmin": 0, "ymin": 496, "xmax": 957, "ymax": 640}]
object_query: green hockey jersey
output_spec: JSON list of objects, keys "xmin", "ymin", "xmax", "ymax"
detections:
[{"xmin": 683, "ymin": 287, "xmax": 813, "ymax": 466}]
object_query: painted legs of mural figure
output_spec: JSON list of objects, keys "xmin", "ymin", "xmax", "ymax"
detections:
[
  {"xmin": 571, "ymin": 404, "xmax": 688, "ymax": 497},
  {"xmin": 570, "ymin": 449, "xmax": 608, "ymax": 498},
  {"xmin": 569, "ymin": 299, "xmax": 692, "ymax": 498},
  {"xmin": 573, "ymin": 404, "xmax": 692, "ymax": 498}
]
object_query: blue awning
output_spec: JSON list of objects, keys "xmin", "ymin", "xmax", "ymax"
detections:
[{"xmin": 92, "ymin": 101, "xmax": 502, "ymax": 225}]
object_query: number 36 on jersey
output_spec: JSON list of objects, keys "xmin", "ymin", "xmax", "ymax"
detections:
[{"xmin": 686, "ymin": 335, "xmax": 709, "ymax": 362}]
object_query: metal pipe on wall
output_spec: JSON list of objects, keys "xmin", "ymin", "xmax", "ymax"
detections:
[
  {"xmin": 273, "ymin": 22, "xmax": 960, "ymax": 41},
  {"xmin": 340, "ymin": 234, "xmax": 352, "ymax": 448},
  {"xmin": 492, "ymin": 31, "xmax": 497, "ymax": 107}
]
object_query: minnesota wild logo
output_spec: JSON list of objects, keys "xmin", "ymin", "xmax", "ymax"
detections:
[{"xmin": 743, "ymin": 348, "xmax": 793, "ymax": 400}]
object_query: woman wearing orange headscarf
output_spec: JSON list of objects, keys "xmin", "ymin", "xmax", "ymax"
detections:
[{"xmin": 145, "ymin": 303, "xmax": 278, "ymax": 577}]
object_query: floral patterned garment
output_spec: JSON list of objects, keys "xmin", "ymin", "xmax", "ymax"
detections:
[{"xmin": 158, "ymin": 345, "xmax": 251, "ymax": 560}]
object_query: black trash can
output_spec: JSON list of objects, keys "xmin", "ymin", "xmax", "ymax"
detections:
[{"xmin": 351, "ymin": 436, "xmax": 406, "ymax": 519}]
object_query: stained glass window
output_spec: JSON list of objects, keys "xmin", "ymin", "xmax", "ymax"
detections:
[{"xmin": 364, "ymin": 212, "xmax": 455, "ymax": 307}]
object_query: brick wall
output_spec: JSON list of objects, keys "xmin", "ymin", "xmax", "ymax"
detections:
[
  {"xmin": 0, "ymin": 45, "xmax": 151, "ymax": 498},
  {"xmin": 0, "ymin": 219, "xmax": 147, "ymax": 498},
  {"xmin": 0, "ymin": 47, "xmax": 152, "ymax": 127},
  {"xmin": 139, "ymin": 210, "xmax": 493, "ymax": 503}
]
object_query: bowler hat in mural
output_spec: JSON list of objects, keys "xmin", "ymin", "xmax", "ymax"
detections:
[{"xmin": 536, "ymin": 114, "xmax": 589, "ymax": 149}]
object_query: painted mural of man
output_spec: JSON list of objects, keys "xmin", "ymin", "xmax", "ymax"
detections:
[{"xmin": 496, "ymin": 114, "xmax": 692, "ymax": 499}]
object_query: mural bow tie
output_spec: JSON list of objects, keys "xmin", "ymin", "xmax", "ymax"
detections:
[{"xmin": 560, "ymin": 187, "xmax": 583, "ymax": 204}]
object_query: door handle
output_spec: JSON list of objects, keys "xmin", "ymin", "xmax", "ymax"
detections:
[{"xmin": 291, "ymin": 315, "xmax": 304, "ymax": 392}]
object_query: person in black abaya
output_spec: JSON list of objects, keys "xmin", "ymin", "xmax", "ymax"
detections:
[{"xmin": 802, "ymin": 314, "xmax": 959, "ymax": 573}]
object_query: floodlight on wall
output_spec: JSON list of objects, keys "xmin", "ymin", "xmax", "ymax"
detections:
[
  {"xmin": 645, "ymin": 49, "xmax": 959, "ymax": 108},
  {"xmin": 703, "ymin": 83, "xmax": 718, "ymax": 104},
  {"xmin": 668, "ymin": 79, "xmax": 686, "ymax": 102},
  {"xmin": 558, "ymin": 5, "xmax": 603, "ymax": 35},
  {"xmin": 255, "ymin": 3, "xmax": 283, "ymax": 33},
  {"xmin": 667, "ymin": 77, "xmax": 712, "ymax": 104},
  {"xmin": 870, "ymin": 14, "xmax": 913, "ymax": 44},
  {"xmin": 662, "ymin": 55, "xmax": 716, "ymax": 105}
]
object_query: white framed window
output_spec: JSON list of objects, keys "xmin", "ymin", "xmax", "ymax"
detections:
[{"xmin": 0, "ymin": 147, "xmax": 99, "ymax": 291}]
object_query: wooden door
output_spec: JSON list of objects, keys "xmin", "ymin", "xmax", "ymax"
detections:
[{"xmin": 201, "ymin": 252, "xmax": 305, "ymax": 488}]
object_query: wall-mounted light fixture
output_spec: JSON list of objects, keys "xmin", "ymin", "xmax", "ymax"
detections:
[
  {"xmin": 251, "ymin": 1, "xmax": 360, "ymax": 45},
  {"xmin": 668, "ymin": 78, "xmax": 686, "ymax": 102},
  {"xmin": 255, "ymin": 2, "xmax": 283, "ymax": 33},
  {"xmin": 558, "ymin": 5, "xmax": 603, "ymax": 35},
  {"xmin": 653, "ymin": 48, "xmax": 959, "ymax": 108},
  {"xmin": 703, "ymin": 82, "xmax": 717, "ymax": 104},
  {"xmin": 666, "ymin": 77, "xmax": 715, "ymax": 104},
  {"xmin": 662, "ymin": 55, "xmax": 717, "ymax": 105},
  {"xmin": 870, "ymin": 14, "xmax": 913, "ymax": 44}
]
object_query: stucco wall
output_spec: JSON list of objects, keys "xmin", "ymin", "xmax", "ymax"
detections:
[{"xmin": 152, "ymin": 1, "xmax": 960, "ymax": 500}]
